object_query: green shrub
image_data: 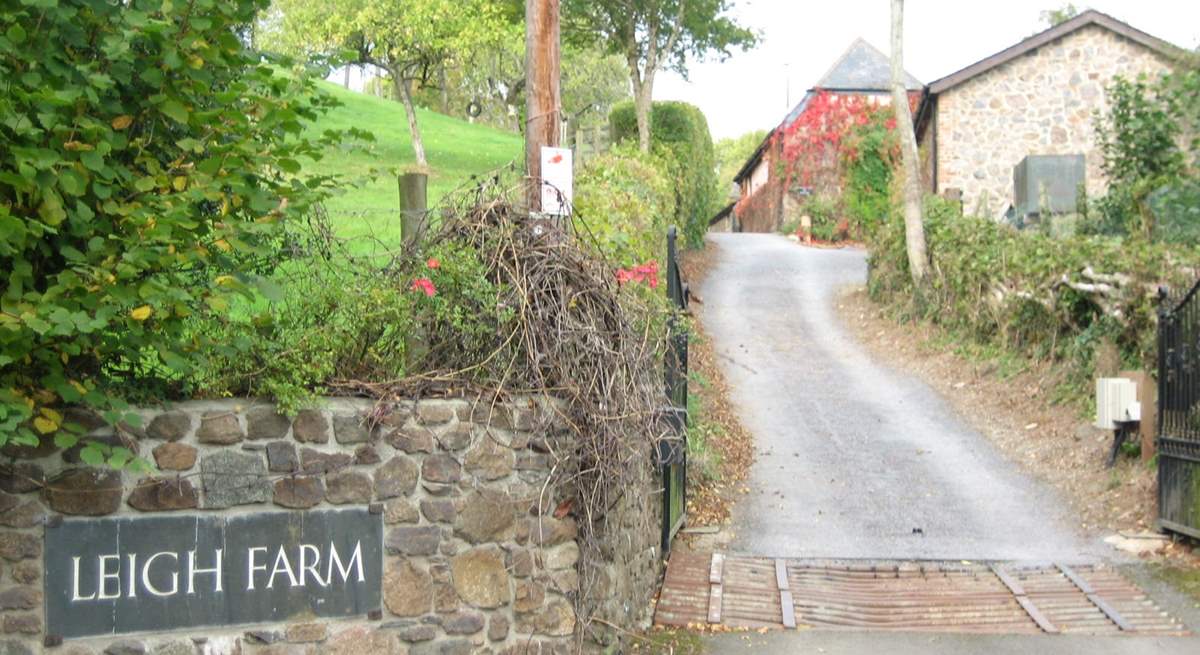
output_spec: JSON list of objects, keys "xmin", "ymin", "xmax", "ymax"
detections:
[
  {"xmin": 801, "ymin": 195, "xmax": 840, "ymax": 241},
  {"xmin": 573, "ymin": 144, "xmax": 675, "ymax": 266},
  {"xmin": 184, "ymin": 240, "xmax": 509, "ymax": 413},
  {"xmin": 182, "ymin": 266, "xmax": 415, "ymax": 413},
  {"xmin": 0, "ymin": 0, "xmax": 353, "ymax": 460},
  {"xmin": 610, "ymin": 101, "xmax": 719, "ymax": 247},
  {"xmin": 1087, "ymin": 68, "xmax": 1198, "ymax": 239},
  {"xmin": 869, "ymin": 197, "xmax": 1200, "ymax": 401}
]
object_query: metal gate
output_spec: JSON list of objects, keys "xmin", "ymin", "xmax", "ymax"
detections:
[
  {"xmin": 660, "ymin": 226, "xmax": 689, "ymax": 554},
  {"xmin": 1157, "ymin": 280, "xmax": 1200, "ymax": 539}
]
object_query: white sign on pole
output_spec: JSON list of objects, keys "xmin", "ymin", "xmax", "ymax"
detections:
[{"xmin": 540, "ymin": 146, "xmax": 573, "ymax": 216}]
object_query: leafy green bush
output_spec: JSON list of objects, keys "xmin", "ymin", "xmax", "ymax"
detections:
[
  {"xmin": 573, "ymin": 144, "xmax": 676, "ymax": 266},
  {"xmin": 184, "ymin": 239, "xmax": 508, "ymax": 413},
  {"xmin": 0, "ymin": 0, "xmax": 353, "ymax": 460},
  {"xmin": 610, "ymin": 100, "xmax": 719, "ymax": 247},
  {"xmin": 801, "ymin": 195, "xmax": 840, "ymax": 241},
  {"xmin": 869, "ymin": 197, "xmax": 1200, "ymax": 400},
  {"xmin": 1087, "ymin": 67, "xmax": 1198, "ymax": 240}
]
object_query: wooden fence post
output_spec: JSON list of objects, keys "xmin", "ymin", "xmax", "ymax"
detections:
[
  {"xmin": 399, "ymin": 171, "xmax": 428, "ymax": 249},
  {"xmin": 399, "ymin": 171, "xmax": 429, "ymax": 370},
  {"xmin": 1120, "ymin": 369, "xmax": 1157, "ymax": 462}
]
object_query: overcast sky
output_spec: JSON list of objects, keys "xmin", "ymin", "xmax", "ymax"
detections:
[{"xmin": 655, "ymin": 0, "xmax": 1200, "ymax": 140}]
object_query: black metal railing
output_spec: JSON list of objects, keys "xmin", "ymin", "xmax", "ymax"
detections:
[
  {"xmin": 1157, "ymin": 280, "xmax": 1200, "ymax": 540},
  {"xmin": 660, "ymin": 226, "xmax": 689, "ymax": 554}
]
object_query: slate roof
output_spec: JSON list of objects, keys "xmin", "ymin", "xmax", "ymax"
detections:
[
  {"xmin": 816, "ymin": 38, "xmax": 923, "ymax": 92},
  {"xmin": 781, "ymin": 39, "xmax": 922, "ymax": 126}
]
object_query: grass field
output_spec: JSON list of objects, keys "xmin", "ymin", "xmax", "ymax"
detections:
[{"xmin": 309, "ymin": 82, "xmax": 523, "ymax": 244}]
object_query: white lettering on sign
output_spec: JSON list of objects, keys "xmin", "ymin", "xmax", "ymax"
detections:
[
  {"xmin": 46, "ymin": 510, "xmax": 383, "ymax": 640},
  {"xmin": 143, "ymin": 551, "xmax": 178, "ymax": 597},
  {"xmin": 299, "ymin": 544, "xmax": 323, "ymax": 587},
  {"xmin": 126, "ymin": 554, "xmax": 137, "ymax": 599},
  {"xmin": 327, "ymin": 541, "xmax": 365, "ymax": 584},
  {"xmin": 70, "ymin": 557, "xmax": 93, "ymax": 601},
  {"xmin": 267, "ymin": 546, "xmax": 299, "ymax": 589},
  {"xmin": 246, "ymin": 546, "xmax": 268, "ymax": 591},
  {"xmin": 187, "ymin": 549, "xmax": 223, "ymax": 594},
  {"xmin": 68, "ymin": 541, "xmax": 365, "ymax": 603},
  {"xmin": 97, "ymin": 554, "xmax": 121, "ymax": 600}
]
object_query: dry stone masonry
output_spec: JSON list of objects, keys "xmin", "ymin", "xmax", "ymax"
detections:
[
  {"xmin": 0, "ymin": 396, "xmax": 663, "ymax": 654},
  {"xmin": 933, "ymin": 24, "xmax": 1172, "ymax": 218}
]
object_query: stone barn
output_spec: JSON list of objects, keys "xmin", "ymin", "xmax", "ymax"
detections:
[{"xmin": 916, "ymin": 9, "xmax": 1182, "ymax": 219}]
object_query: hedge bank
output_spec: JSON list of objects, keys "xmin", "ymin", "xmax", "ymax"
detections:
[
  {"xmin": 610, "ymin": 101, "xmax": 719, "ymax": 247},
  {"xmin": 868, "ymin": 198, "xmax": 1200, "ymax": 399}
]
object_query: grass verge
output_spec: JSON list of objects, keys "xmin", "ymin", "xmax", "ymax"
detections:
[
  {"xmin": 307, "ymin": 82, "xmax": 523, "ymax": 243},
  {"xmin": 1151, "ymin": 563, "xmax": 1200, "ymax": 606}
]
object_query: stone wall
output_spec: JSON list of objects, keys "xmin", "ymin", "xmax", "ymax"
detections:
[
  {"xmin": 0, "ymin": 396, "xmax": 662, "ymax": 654},
  {"xmin": 934, "ymin": 24, "xmax": 1172, "ymax": 219}
]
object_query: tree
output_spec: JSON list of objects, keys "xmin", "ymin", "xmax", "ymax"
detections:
[
  {"xmin": 267, "ymin": 0, "xmax": 497, "ymax": 167},
  {"xmin": 890, "ymin": 0, "xmax": 929, "ymax": 285},
  {"xmin": 565, "ymin": 0, "xmax": 756, "ymax": 152},
  {"xmin": 1092, "ymin": 72, "xmax": 1191, "ymax": 237},
  {"xmin": 458, "ymin": 22, "xmax": 527, "ymax": 131},
  {"xmin": 561, "ymin": 46, "xmax": 633, "ymax": 130},
  {"xmin": 417, "ymin": 21, "xmax": 628, "ymax": 134},
  {"xmin": 714, "ymin": 129, "xmax": 766, "ymax": 193},
  {"xmin": 1040, "ymin": 3, "xmax": 1079, "ymax": 28}
]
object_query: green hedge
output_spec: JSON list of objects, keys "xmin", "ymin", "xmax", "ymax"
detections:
[
  {"xmin": 574, "ymin": 145, "xmax": 676, "ymax": 266},
  {"xmin": 869, "ymin": 198, "xmax": 1200, "ymax": 399},
  {"xmin": 610, "ymin": 101, "xmax": 719, "ymax": 247}
]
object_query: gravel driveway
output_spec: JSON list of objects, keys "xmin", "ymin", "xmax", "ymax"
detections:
[
  {"xmin": 696, "ymin": 233, "xmax": 1104, "ymax": 561},
  {"xmin": 691, "ymin": 232, "xmax": 1200, "ymax": 652}
]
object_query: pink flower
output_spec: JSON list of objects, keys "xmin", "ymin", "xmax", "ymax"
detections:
[
  {"xmin": 426, "ymin": 257, "xmax": 440, "ymax": 269},
  {"xmin": 410, "ymin": 277, "xmax": 436, "ymax": 297},
  {"xmin": 615, "ymin": 261, "xmax": 659, "ymax": 288}
]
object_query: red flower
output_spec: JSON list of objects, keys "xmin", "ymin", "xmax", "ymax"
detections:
[
  {"xmin": 885, "ymin": 118, "xmax": 897, "ymax": 130},
  {"xmin": 615, "ymin": 261, "xmax": 659, "ymax": 288},
  {"xmin": 426, "ymin": 257, "xmax": 440, "ymax": 269},
  {"xmin": 410, "ymin": 277, "xmax": 436, "ymax": 297}
]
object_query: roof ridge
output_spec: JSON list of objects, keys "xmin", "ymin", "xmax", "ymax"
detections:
[
  {"xmin": 927, "ymin": 8, "xmax": 1181, "ymax": 94},
  {"xmin": 813, "ymin": 37, "xmax": 922, "ymax": 91},
  {"xmin": 812, "ymin": 39, "xmax": 869, "ymax": 89}
]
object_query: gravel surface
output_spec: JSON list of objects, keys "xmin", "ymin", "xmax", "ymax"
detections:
[
  {"xmin": 838, "ymin": 285, "xmax": 1165, "ymax": 539},
  {"xmin": 697, "ymin": 233, "xmax": 1107, "ymax": 561}
]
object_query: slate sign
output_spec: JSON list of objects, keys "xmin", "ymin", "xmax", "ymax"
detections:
[{"xmin": 45, "ymin": 508, "xmax": 382, "ymax": 639}]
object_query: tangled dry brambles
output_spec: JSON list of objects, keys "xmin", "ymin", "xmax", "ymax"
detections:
[{"xmin": 330, "ymin": 183, "xmax": 676, "ymax": 644}]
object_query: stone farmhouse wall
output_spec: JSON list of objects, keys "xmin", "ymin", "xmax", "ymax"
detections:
[
  {"xmin": 0, "ymin": 396, "xmax": 662, "ymax": 654},
  {"xmin": 934, "ymin": 24, "xmax": 1172, "ymax": 218}
]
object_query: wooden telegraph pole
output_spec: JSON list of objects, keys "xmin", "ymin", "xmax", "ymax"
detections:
[{"xmin": 524, "ymin": 0, "xmax": 561, "ymax": 212}]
